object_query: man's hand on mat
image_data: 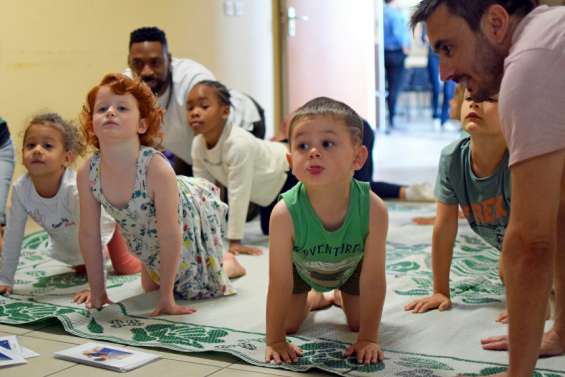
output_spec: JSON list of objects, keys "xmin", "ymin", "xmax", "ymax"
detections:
[
  {"xmin": 265, "ymin": 341, "xmax": 303, "ymax": 364},
  {"xmin": 86, "ymin": 293, "xmax": 113, "ymax": 309},
  {"xmin": 0, "ymin": 285, "xmax": 13, "ymax": 295},
  {"xmin": 73, "ymin": 289, "xmax": 91, "ymax": 304},
  {"xmin": 228, "ymin": 240, "xmax": 263, "ymax": 256},
  {"xmin": 149, "ymin": 301, "xmax": 196, "ymax": 316},
  {"xmin": 344, "ymin": 341, "xmax": 384, "ymax": 364},
  {"xmin": 404, "ymin": 293, "xmax": 451, "ymax": 313}
]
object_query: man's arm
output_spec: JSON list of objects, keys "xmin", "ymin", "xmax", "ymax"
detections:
[{"xmin": 482, "ymin": 149, "xmax": 565, "ymax": 375}]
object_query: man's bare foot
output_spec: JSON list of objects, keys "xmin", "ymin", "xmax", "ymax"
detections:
[
  {"xmin": 481, "ymin": 329, "xmax": 565, "ymax": 357},
  {"xmin": 308, "ymin": 290, "xmax": 335, "ymax": 311},
  {"xmin": 223, "ymin": 252, "xmax": 246, "ymax": 279}
]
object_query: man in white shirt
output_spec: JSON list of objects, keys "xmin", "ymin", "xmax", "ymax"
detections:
[{"xmin": 126, "ymin": 26, "xmax": 265, "ymax": 176}]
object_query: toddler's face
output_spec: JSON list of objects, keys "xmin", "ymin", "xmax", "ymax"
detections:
[
  {"xmin": 92, "ymin": 86, "xmax": 146, "ymax": 143},
  {"xmin": 460, "ymin": 90, "xmax": 501, "ymax": 136},
  {"xmin": 23, "ymin": 124, "xmax": 70, "ymax": 179},
  {"xmin": 289, "ymin": 116, "xmax": 366, "ymax": 187}
]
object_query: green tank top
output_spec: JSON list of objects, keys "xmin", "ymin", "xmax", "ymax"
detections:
[{"xmin": 281, "ymin": 179, "xmax": 370, "ymax": 292}]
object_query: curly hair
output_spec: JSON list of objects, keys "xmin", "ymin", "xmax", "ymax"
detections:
[
  {"xmin": 24, "ymin": 112, "xmax": 86, "ymax": 158},
  {"xmin": 80, "ymin": 73, "xmax": 164, "ymax": 149}
]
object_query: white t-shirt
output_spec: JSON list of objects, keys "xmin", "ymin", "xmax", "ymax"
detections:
[
  {"xmin": 500, "ymin": 5, "xmax": 565, "ymax": 167},
  {"xmin": 192, "ymin": 121, "xmax": 289, "ymax": 240},
  {"xmin": 125, "ymin": 57, "xmax": 261, "ymax": 165},
  {"xmin": 0, "ymin": 168, "xmax": 116, "ymax": 286}
]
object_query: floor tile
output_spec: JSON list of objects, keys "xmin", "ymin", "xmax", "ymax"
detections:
[
  {"xmin": 24, "ymin": 323, "xmax": 92, "ymax": 345},
  {"xmin": 0, "ymin": 335, "xmax": 81, "ymax": 377},
  {"xmin": 49, "ymin": 357, "xmax": 220, "ymax": 377}
]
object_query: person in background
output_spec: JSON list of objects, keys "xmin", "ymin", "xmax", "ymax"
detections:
[
  {"xmin": 383, "ymin": 0, "xmax": 411, "ymax": 130},
  {"xmin": 188, "ymin": 80, "xmax": 292, "ymax": 254},
  {"xmin": 125, "ymin": 26, "xmax": 265, "ymax": 177}
]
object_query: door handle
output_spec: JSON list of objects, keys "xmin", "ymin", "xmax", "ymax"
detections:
[{"xmin": 287, "ymin": 6, "xmax": 309, "ymax": 37}]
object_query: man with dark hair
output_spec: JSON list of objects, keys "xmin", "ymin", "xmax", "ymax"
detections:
[
  {"xmin": 410, "ymin": 1, "xmax": 565, "ymax": 376},
  {"xmin": 126, "ymin": 26, "xmax": 265, "ymax": 176}
]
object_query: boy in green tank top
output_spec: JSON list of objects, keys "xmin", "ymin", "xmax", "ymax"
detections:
[{"xmin": 265, "ymin": 97, "xmax": 388, "ymax": 365}]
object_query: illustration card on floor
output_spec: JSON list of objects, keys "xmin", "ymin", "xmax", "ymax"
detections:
[{"xmin": 54, "ymin": 342, "xmax": 160, "ymax": 372}]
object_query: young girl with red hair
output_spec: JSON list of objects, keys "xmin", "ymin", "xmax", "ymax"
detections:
[{"xmin": 78, "ymin": 73, "xmax": 244, "ymax": 316}]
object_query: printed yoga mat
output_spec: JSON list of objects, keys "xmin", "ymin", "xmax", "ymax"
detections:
[{"xmin": 1, "ymin": 203, "xmax": 564, "ymax": 376}]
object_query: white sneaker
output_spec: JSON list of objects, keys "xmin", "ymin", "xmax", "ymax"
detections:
[{"xmin": 405, "ymin": 182, "xmax": 435, "ymax": 202}]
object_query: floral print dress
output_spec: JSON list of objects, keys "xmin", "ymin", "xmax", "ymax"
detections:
[{"xmin": 89, "ymin": 146, "xmax": 234, "ymax": 299}]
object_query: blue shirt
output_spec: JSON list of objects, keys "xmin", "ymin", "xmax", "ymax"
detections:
[{"xmin": 384, "ymin": 5, "xmax": 411, "ymax": 51}]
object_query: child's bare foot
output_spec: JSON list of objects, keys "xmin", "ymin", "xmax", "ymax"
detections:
[
  {"xmin": 308, "ymin": 290, "xmax": 335, "ymax": 311},
  {"xmin": 224, "ymin": 252, "xmax": 246, "ymax": 278}
]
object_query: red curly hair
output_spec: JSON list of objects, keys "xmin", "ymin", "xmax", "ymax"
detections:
[{"xmin": 80, "ymin": 73, "xmax": 164, "ymax": 149}]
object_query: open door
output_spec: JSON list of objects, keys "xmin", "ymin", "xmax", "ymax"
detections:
[{"xmin": 280, "ymin": 0, "xmax": 377, "ymax": 125}]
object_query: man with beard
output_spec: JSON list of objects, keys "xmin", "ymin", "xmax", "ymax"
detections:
[
  {"xmin": 126, "ymin": 27, "xmax": 265, "ymax": 176},
  {"xmin": 410, "ymin": 1, "xmax": 565, "ymax": 376}
]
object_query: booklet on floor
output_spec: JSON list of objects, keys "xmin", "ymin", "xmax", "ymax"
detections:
[
  {"xmin": 54, "ymin": 342, "xmax": 159, "ymax": 372},
  {"xmin": 0, "ymin": 336, "xmax": 27, "ymax": 368}
]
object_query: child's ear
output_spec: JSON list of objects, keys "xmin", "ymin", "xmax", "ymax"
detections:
[
  {"xmin": 286, "ymin": 152, "xmax": 293, "ymax": 170},
  {"xmin": 222, "ymin": 105, "xmax": 230, "ymax": 120},
  {"xmin": 138, "ymin": 118, "xmax": 148, "ymax": 135},
  {"xmin": 352, "ymin": 145, "xmax": 368, "ymax": 171},
  {"xmin": 63, "ymin": 151, "xmax": 74, "ymax": 167}
]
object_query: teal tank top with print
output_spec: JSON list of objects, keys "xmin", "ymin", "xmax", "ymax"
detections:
[{"xmin": 281, "ymin": 179, "xmax": 370, "ymax": 292}]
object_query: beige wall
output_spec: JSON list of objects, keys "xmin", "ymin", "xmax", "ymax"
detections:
[{"xmin": 0, "ymin": 0, "xmax": 276, "ymax": 179}]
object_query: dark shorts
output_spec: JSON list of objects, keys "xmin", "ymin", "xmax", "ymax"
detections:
[{"xmin": 292, "ymin": 260, "xmax": 363, "ymax": 296}]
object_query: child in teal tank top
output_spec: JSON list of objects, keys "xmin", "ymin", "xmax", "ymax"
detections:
[{"xmin": 266, "ymin": 97, "xmax": 388, "ymax": 366}]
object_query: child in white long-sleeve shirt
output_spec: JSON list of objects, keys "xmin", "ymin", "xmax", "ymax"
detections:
[{"xmin": 188, "ymin": 81, "xmax": 296, "ymax": 256}]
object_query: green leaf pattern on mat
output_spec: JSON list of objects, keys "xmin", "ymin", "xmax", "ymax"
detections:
[
  {"xmin": 0, "ymin": 301, "xmax": 85, "ymax": 322},
  {"xmin": 131, "ymin": 324, "xmax": 229, "ymax": 349}
]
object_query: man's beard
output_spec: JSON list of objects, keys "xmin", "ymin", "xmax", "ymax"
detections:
[
  {"xmin": 469, "ymin": 33, "xmax": 505, "ymax": 102},
  {"xmin": 142, "ymin": 77, "xmax": 166, "ymax": 96}
]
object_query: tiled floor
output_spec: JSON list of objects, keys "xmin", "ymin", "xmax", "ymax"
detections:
[{"xmin": 0, "ymin": 116, "xmax": 460, "ymax": 376}]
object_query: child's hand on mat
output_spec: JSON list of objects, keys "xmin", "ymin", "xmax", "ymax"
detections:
[
  {"xmin": 344, "ymin": 340, "xmax": 384, "ymax": 364},
  {"xmin": 149, "ymin": 301, "xmax": 196, "ymax": 316},
  {"xmin": 265, "ymin": 341, "xmax": 303, "ymax": 364},
  {"xmin": 73, "ymin": 289, "xmax": 91, "ymax": 304},
  {"xmin": 404, "ymin": 293, "xmax": 451, "ymax": 313},
  {"xmin": 229, "ymin": 240, "xmax": 263, "ymax": 256},
  {"xmin": 0, "ymin": 284, "xmax": 13, "ymax": 296},
  {"xmin": 86, "ymin": 292, "xmax": 113, "ymax": 309}
]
